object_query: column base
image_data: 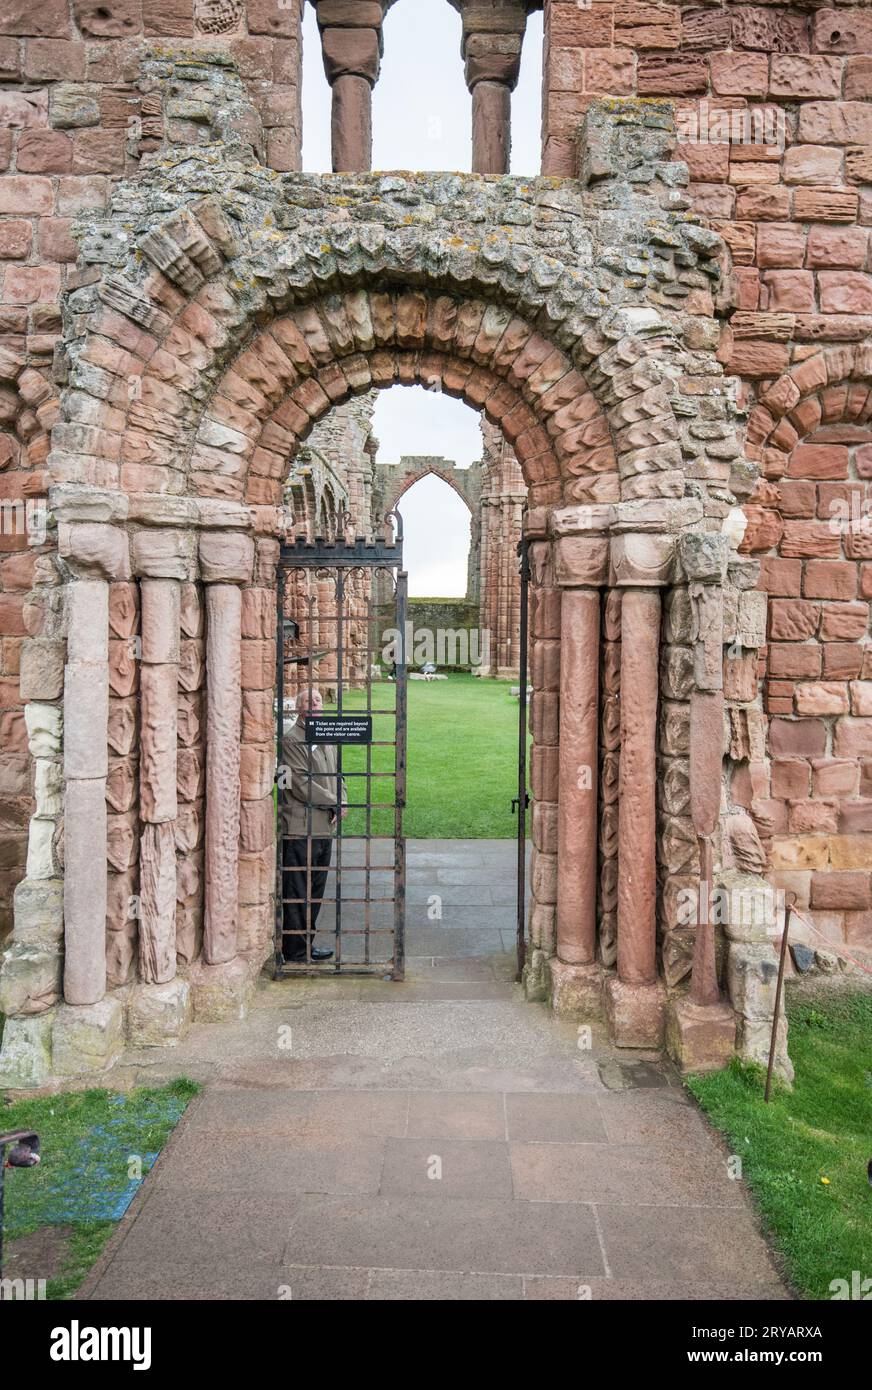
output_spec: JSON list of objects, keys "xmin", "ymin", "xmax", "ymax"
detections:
[
  {"xmin": 522, "ymin": 947, "xmax": 549, "ymax": 1003},
  {"xmin": 665, "ymin": 995, "xmax": 736, "ymax": 1075},
  {"xmin": 189, "ymin": 954, "xmax": 256, "ymax": 1022},
  {"xmin": 52, "ymin": 997, "xmax": 124, "ymax": 1077},
  {"xmin": 604, "ymin": 977, "xmax": 666, "ymax": 1048},
  {"xmin": 548, "ymin": 958, "xmax": 603, "ymax": 1020},
  {"xmin": 0, "ymin": 1010, "xmax": 55, "ymax": 1089},
  {"xmin": 127, "ymin": 978, "xmax": 192, "ymax": 1048}
]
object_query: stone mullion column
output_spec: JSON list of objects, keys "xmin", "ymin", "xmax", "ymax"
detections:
[
  {"xmin": 603, "ymin": 528, "xmax": 673, "ymax": 1046},
  {"xmin": 556, "ymin": 589, "xmax": 600, "ymax": 966},
  {"xmin": 315, "ymin": 1, "xmax": 384, "ymax": 173},
  {"xmin": 138, "ymin": 579, "xmax": 180, "ymax": 987},
  {"xmin": 204, "ymin": 581, "xmax": 243, "ymax": 966},
  {"xmin": 63, "ymin": 580, "xmax": 110, "ymax": 1007},
  {"xmin": 548, "ymin": 514, "xmax": 609, "ymax": 1017},
  {"xmin": 199, "ymin": 529, "xmax": 255, "ymax": 983},
  {"xmin": 616, "ymin": 588, "xmax": 661, "ymax": 990},
  {"xmin": 459, "ymin": 0, "xmax": 528, "ymax": 175}
]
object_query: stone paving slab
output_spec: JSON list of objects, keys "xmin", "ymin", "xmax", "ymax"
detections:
[
  {"xmin": 76, "ymin": 841, "xmax": 788, "ymax": 1303},
  {"xmin": 283, "ymin": 1196, "xmax": 607, "ymax": 1278}
]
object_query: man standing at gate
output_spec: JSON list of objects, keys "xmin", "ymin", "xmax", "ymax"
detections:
[{"xmin": 279, "ymin": 687, "xmax": 347, "ymax": 963}]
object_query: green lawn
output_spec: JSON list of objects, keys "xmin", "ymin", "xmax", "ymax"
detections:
[
  {"xmin": 688, "ymin": 989, "xmax": 872, "ymax": 1301},
  {"xmin": 1, "ymin": 1079, "xmax": 198, "ymax": 1298},
  {"xmin": 337, "ymin": 673, "xmax": 528, "ymax": 838}
]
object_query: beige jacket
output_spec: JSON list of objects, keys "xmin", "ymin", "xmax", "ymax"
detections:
[{"xmin": 279, "ymin": 718, "xmax": 347, "ymax": 837}]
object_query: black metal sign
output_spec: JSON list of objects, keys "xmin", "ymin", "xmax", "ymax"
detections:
[{"xmin": 305, "ymin": 715, "xmax": 373, "ymax": 745}]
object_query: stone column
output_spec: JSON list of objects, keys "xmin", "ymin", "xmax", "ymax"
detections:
[
  {"xmin": 458, "ymin": 0, "xmax": 528, "ymax": 175},
  {"xmin": 204, "ymin": 582, "xmax": 243, "ymax": 965},
  {"xmin": 316, "ymin": 1, "xmax": 383, "ymax": 172},
  {"xmin": 666, "ymin": 532, "xmax": 736, "ymax": 1073},
  {"xmin": 199, "ymin": 531, "xmax": 254, "ymax": 970},
  {"xmin": 556, "ymin": 591, "xmax": 599, "ymax": 963},
  {"xmin": 605, "ymin": 531, "xmax": 672, "ymax": 1046},
  {"xmin": 472, "ymin": 82, "xmax": 511, "ymax": 176},
  {"xmin": 616, "ymin": 588, "xmax": 660, "ymax": 987},
  {"xmin": 138, "ymin": 579, "xmax": 180, "ymax": 987},
  {"xmin": 548, "ymin": 516, "xmax": 609, "ymax": 1018},
  {"xmin": 63, "ymin": 580, "xmax": 110, "ymax": 1007}
]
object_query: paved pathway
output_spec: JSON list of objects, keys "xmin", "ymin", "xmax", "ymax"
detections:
[{"xmin": 79, "ymin": 841, "xmax": 788, "ymax": 1301}]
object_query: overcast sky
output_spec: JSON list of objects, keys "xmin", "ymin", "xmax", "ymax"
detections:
[{"xmin": 301, "ymin": 0, "xmax": 543, "ymax": 595}]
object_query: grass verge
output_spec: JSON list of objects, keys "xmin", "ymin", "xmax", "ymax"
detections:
[
  {"xmin": 688, "ymin": 988, "xmax": 872, "ymax": 1300},
  {"xmin": 1, "ymin": 1078, "xmax": 198, "ymax": 1299},
  {"xmin": 338, "ymin": 672, "xmax": 528, "ymax": 838}
]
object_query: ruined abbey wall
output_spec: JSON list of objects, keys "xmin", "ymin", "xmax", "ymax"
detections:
[
  {"xmin": 0, "ymin": 0, "xmax": 870, "ymax": 1087},
  {"xmin": 0, "ymin": 0, "xmax": 305, "ymax": 940},
  {"xmin": 542, "ymin": 0, "xmax": 872, "ymax": 968}
]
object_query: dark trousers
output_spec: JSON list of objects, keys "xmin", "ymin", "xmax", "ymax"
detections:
[{"xmin": 282, "ymin": 835, "xmax": 333, "ymax": 961}]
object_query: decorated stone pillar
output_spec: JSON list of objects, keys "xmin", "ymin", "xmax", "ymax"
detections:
[
  {"xmin": 316, "ymin": 0, "xmax": 384, "ymax": 173},
  {"xmin": 605, "ymin": 531, "xmax": 672, "ymax": 1046},
  {"xmin": 547, "ymin": 508, "xmax": 609, "ymax": 1017},
  {"xmin": 456, "ymin": 0, "xmax": 528, "ymax": 174},
  {"xmin": 51, "ymin": 512, "xmax": 131, "ymax": 1079},
  {"xmin": 198, "ymin": 531, "xmax": 254, "ymax": 970},
  {"xmin": 138, "ymin": 580, "xmax": 180, "ymax": 986},
  {"xmin": 63, "ymin": 580, "xmax": 110, "ymax": 1008},
  {"xmin": 664, "ymin": 533, "xmax": 736, "ymax": 1071}
]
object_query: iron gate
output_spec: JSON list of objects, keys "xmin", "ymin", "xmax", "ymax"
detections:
[
  {"xmin": 513, "ymin": 534, "xmax": 531, "ymax": 980},
  {"xmin": 274, "ymin": 517, "xmax": 407, "ymax": 979}
]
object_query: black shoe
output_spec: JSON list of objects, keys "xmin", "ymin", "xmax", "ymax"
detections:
[{"xmin": 283, "ymin": 945, "xmax": 334, "ymax": 963}]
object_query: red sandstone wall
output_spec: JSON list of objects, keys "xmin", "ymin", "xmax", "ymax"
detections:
[
  {"xmin": 542, "ymin": 0, "xmax": 872, "ymax": 959},
  {"xmin": 0, "ymin": 0, "xmax": 303, "ymax": 940}
]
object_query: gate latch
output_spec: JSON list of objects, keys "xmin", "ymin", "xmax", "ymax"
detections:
[{"xmin": 511, "ymin": 793, "xmax": 530, "ymax": 815}]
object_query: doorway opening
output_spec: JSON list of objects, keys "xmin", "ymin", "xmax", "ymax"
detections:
[{"xmin": 273, "ymin": 386, "xmax": 531, "ymax": 978}]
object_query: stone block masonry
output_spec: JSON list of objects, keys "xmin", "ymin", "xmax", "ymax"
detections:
[
  {"xmin": 0, "ymin": 0, "xmax": 305, "ymax": 950},
  {"xmin": 0, "ymin": 5, "xmax": 865, "ymax": 1081}
]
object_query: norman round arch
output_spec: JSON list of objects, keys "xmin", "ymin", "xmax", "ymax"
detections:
[{"xmin": 1, "ymin": 56, "xmax": 790, "ymax": 1087}]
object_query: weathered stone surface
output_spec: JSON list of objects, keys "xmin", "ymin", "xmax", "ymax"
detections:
[
  {"xmin": 139, "ymin": 822, "xmax": 177, "ymax": 985},
  {"xmin": 604, "ymin": 977, "xmax": 666, "ymax": 1049},
  {"xmin": 0, "ymin": 1012, "xmax": 54, "ymax": 1090},
  {"xmin": 63, "ymin": 778, "xmax": 107, "ymax": 1006},
  {"xmin": 59, "ymin": 523, "xmax": 130, "ymax": 580},
  {"xmin": 141, "ymin": 578, "xmax": 181, "ymax": 664},
  {"xmin": 547, "ymin": 958, "xmax": 603, "ymax": 1021},
  {"xmin": 204, "ymin": 583, "xmax": 242, "ymax": 962},
  {"xmin": 189, "ymin": 953, "xmax": 256, "ymax": 1021},
  {"xmin": 11, "ymin": 876, "xmax": 63, "ymax": 944},
  {"xmin": 0, "ymin": 937, "xmax": 62, "ymax": 1015},
  {"xmin": 666, "ymin": 997, "xmax": 736, "ymax": 1075},
  {"xmin": 63, "ymin": 661, "xmax": 109, "ymax": 779},
  {"xmin": 52, "ymin": 997, "xmax": 124, "ymax": 1076},
  {"xmin": 127, "ymin": 978, "xmax": 191, "ymax": 1047},
  {"xmin": 199, "ymin": 530, "xmax": 254, "ymax": 584},
  {"xmin": 140, "ymin": 664, "xmax": 179, "ymax": 823}
]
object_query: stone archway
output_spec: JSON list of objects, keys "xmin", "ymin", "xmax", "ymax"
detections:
[{"xmin": 0, "ymin": 57, "xmax": 773, "ymax": 1086}]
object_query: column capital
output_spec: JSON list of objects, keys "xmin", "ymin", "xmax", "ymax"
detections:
[
  {"xmin": 610, "ymin": 532, "xmax": 675, "ymax": 588},
  {"xmin": 198, "ymin": 531, "xmax": 255, "ymax": 585}
]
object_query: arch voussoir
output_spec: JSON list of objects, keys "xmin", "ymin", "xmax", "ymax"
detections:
[{"xmin": 0, "ymin": 97, "xmax": 767, "ymax": 1086}]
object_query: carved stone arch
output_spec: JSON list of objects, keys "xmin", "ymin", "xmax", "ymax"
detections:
[{"xmin": 2, "ymin": 80, "xmax": 780, "ymax": 1087}]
